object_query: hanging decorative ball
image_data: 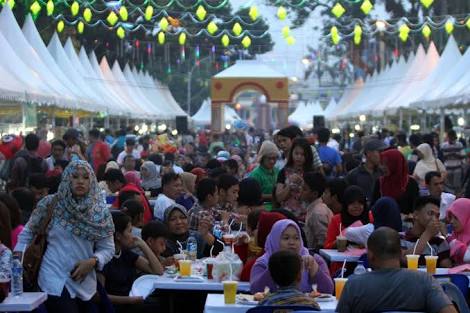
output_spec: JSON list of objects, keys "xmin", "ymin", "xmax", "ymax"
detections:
[
  {"xmin": 422, "ymin": 24, "xmax": 432, "ymax": 39},
  {"xmin": 178, "ymin": 32, "xmax": 187, "ymax": 45},
  {"xmin": 144, "ymin": 5, "xmax": 153, "ymax": 21},
  {"xmin": 83, "ymin": 8, "xmax": 92, "ymax": 22},
  {"xmin": 70, "ymin": 1, "xmax": 79, "ymax": 16},
  {"xmin": 420, "ymin": 0, "xmax": 434, "ymax": 9},
  {"xmin": 119, "ymin": 6, "xmax": 128, "ymax": 21},
  {"xmin": 331, "ymin": 26, "xmax": 340, "ymax": 45},
  {"xmin": 57, "ymin": 20, "xmax": 65, "ymax": 33},
  {"xmin": 277, "ymin": 6, "xmax": 287, "ymax": 20},
  {"xmin": 281, "ymin": 26, "xmax": 290, "ymax": 38},
  {"xmin": 46, "ymin": 0, "xmax": 54, "ymax": 16},
  {"xmin": 159, "ymin": 17, "xmax": 169, "ymax": 31},
  {"xmin": 241, "ymin": 36, "xmax": 251, "ymax": 48},
  {"xmin": 77, "ymin": 21, "xmax": 84, "ymax": 34},
  {"xmin": 445, "ymin": 20, "xmax": 454, "ymax": 34},
  {"xmin": 196, "ymin": 5, "xmax": 207, "ymax": 21},
  {"xmin": 331, "ymin": 3, "xmax": 346, "ymax": 18},
  {"xmin": 106, "ymin": 11, "xmax": 118, "ymax": 26},
  {"xmin": 353, "ymin": 24, "xmax": 362, "ymax": 45},
  {"xmin": 221, "ymin": 34, "xmax": 230, "ymax": 47},
  {"xmin": 360, "ymin": 0, "xmax": 373, "ymax": 15},
  {"xmin": 249, "ymin": 5, "xmax": 259, "ymax": 21},
  {"xmin": 116, "ymin": 26, "xmax": 125, "ymax": 39},
  {"xmin": 30, "ymin": 1, "xmax": 41, "ymax": 16},
  {"xmin": 398, "ymin": 24, "xmax": 410, "ymax": 42},
  {"xmin": 207, "ymin": 21, "xmax": 218, "ymax": 35},
  {"xmin": 158, "ymin": 31, "xmax": 165, "ymax": 45},
  {"xmin": 232, "ymin": 22, "xmax": 242, "ymax": 36}
]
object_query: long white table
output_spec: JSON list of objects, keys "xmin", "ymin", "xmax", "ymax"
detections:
[
  {"xmin": 319, "ymin": 249, "xmax": 363, "ymax": 263},
  {"xmin": 0, "ymin": 292, "xmax": 47, "ymax": 312},
  {"xmin": 204, "ymin": 294, "xmax": 338, "ymax": 313}
]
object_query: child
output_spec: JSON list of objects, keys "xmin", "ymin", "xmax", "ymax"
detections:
[
  {"xmin": 188, "ymin": 178, "xmax": 220, "ymax": 231},
  {"xmin": 141, "ymin": 221, "xmax": 173, "ymax": 267},
  {"xmin": 121, "ymin": 199, "xmax": 144, "ymax": 238},
  {"xmin": 258, "ymin": 250, "xmax": 320, "ymax": 309},
  {"xmin": 447, "ymin": 198, "xmax": 470, "ymax": 264},
  {"xmin": 99, "ymin": 212, "xmax": 163, "ymax": 313}
]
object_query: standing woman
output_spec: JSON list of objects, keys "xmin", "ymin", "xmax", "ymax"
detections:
[
  {"xmin": 413, "ymin": 143, "xmax": 447, "ymax": 186},
  {"xmin": 15, "ymin": 160, "xmax": 115, "ymax": 313}
]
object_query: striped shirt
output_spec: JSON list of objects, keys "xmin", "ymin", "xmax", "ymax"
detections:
[
  {"xmin": 441, "ymin": 141, "xmax": 465, "ymax": 170},
  {"xmin": 259, "ymin": 287, "xmax": 320, "ymax": 309}
]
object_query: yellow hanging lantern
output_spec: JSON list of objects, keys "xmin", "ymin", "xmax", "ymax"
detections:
[
  {"xmin": 83, "ymin": 8, "xmax": 92, "ymax": 22},
  {"xmin": 399, "ymin": 24, "xmax": 410, "ymax": 42},
  {"xmin": 207, "ymin": 21, "xmax": 218, "ymax": 35},
  {"xmin": 158, "ymin": 32, "xmax": 165, "ymax": 45},
  {"xmin": 422, "ymin": 24, "xmax": 431, "ymax": 39},
  {"xmin": 196, "ymin": 5, "xmax": 207, "ymax": 21},
  {"xmin": 241, "ymin": 36, "xmax": 251, "ymax": 48},
  {"xmin": 77, "ymin": 21, "xmax": 84, "ymax": 34},
  {"xmin": 178, "ymin": 32, "xmax": 187, "ymax": 45},
  {"xmin": 331, "ymin": 3, "xmax": 345, "ymax": 18},
  {"xmin": 119, "ymin": 6, "xmax": 128, "ymax": 21},
  {"xmin": 360, "ymin": 0, "xmax": 373, "ymax": 15},
  {"xmin": 30, "ymin": 1, "xmax": 41, "ymax": 16},
  {"xmin": 221, "ymin": 34, "xmax": 230, "ymax": 47},
  {"xmin": 232, "ymin": 22, "xmax": 242, "ymax": 36},
  {"xmin": 46, "ymin": 0, "xmax": 54, "ymax": 16},
  {"xmin": 249, "ymin": 5, "xmax": 259, "ymax": 21},
  {"xmin": 445, "ymin": 20, "xmax": 454, "ymax": 34},
  {"xmin": 107, "ymin": 11, "xmax": 118, "ymax": 26},
  {"xmin": 277, "ymin": 6, "xmax": 287, "ymax": 20},
  {"xmin": 5, "ymin": 0, "xmax": 15, "ymax": 9},
  {"xmin": 331, "ymin": 26, "xmax": 340, "ymax": 45},
  {"xmin": 420, "ymin": 0, "xmax": 434, "ymax": 9},
  {"xmin": 116, "ymin": 26, "xmax": 125, "ymax": 39},
  {"xmin": 286, "ymin": 36, "xmax": 296, "ymax": 45},
  {"xmin": 159, "ymin": 17, "xmax": 169, "ymax": 31},
  {"xmin": 70, "ymin": 1, "xmax": 79, "ymax": 16},
  {"xmin": 57, "ymin": 20, "xmax": 64, "ymax": 33},
  {"xmin": 144, "ymin": 6, "xmax": 153, "ymax": 21},
  {"xmin": 353, "ymin": 24, "xmax": 362, "ymax": 45},
  {"xmin": 466, "ymin": 18, "xmax": 470, "ymax": 30},
  {"xmin": 281, "ymin": 26, "xmax": 290, "ymax": 38}
]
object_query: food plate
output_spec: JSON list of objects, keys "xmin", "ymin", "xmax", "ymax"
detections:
[
  {"xmin": 236, "ymin": 294, "xmax": 258, "ymax": 305},
  {"xmin": 174, "ymin": 276, "xmax": 205, "ymax": 282},
  {"xmin": 314, "ymin": 294, "xmax": 335, "ymax": 302}
]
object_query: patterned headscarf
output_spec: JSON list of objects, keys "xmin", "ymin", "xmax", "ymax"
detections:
[{"xmin": 27, "ymin": 160, "xmax": 114, "ymax": 242}]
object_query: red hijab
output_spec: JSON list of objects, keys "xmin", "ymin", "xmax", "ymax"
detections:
[
  {"xmin": 379, "ymin": 149, "xmax": 409, "ymax": 200},
  {"xmin": 257, "ymin": 211, "xmax": 287, "ymax": 249}
]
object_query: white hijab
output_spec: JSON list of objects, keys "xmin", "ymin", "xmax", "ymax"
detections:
[{"xmin": 413, "ymin": 143, "xmax": 446, "ymax": 181}]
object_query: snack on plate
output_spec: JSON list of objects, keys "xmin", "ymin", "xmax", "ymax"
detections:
[
  {"xmin": 254, "ymin": 292, "xmax": 266, "ymax": 301},
  {"xmin": 309, "ymin": 290, "xmax": 322, "ymax": 298}
]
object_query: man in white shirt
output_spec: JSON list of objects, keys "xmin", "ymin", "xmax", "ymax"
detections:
[
  {"xmin": 116, "ymin": 136, "xmax": 141, "ymax": 165},
  {"xmin": 425, "ymin": 171, "xmax": 456, "ymax": 221},
  {"xmin": 154, "ymin": 173, "xmax": 184, "ymax": 220}
]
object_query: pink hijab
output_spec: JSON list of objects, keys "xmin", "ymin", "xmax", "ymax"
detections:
[
  {"xmin": 124, "ymin": 171, "xmax": 141, "ymax": 188},
  {"xmin": 447, "ymin": 198, "xmax": 470, "ymax": 245}
]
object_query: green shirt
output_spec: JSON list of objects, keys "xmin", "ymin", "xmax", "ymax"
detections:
[{"xmin": 249, "ymin": 165, "xmax": 279, "ymax": 211}]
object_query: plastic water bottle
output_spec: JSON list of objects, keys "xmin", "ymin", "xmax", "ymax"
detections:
[
  {"xmin": 11, "ymin": 256, "xmax": 23, "ymax": 296},
  {"xmin": 187, "ymin": 236, "xmax": 197, "ymax": 261},
  {"xmin": 353, "ymin": 261, "xmax": 367, "ymax": 275}
]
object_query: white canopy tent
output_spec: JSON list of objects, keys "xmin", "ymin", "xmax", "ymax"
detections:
[
  {"xmin": 192, "ymin": 99, "xmax": 241, "ymax": 126},
  {"xmin": 329, "ymin": 78, "xmax": 364, "ymax": 119}
]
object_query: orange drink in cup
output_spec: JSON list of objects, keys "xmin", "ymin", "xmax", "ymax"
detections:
[
  {"xmin": 174, "ymin": 253, "xmax": 185, "ymax": 270},
  {"xmin": 334, "ymin": 278, "xmax": 348, "ymax": 300},
  {"xmin": 222, "ymin": 234, "xmax": 236, "ymax": 246},
  {"xmin": 179, "ymin": 260, "xmax": 192, "ymax": 277},
  {"xmin": 425, "ymin": 255, "xmax": 438, "ymax": 274},
  {"xmin": 222, "ymin": 280, "xmax": 238, "ymax": 304},
  {"xmin": 406, "ymin": 254, "xmax": 419, "ymax": 270}
]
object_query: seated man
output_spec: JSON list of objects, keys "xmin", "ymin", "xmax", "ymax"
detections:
[
  {"xmin": 258, "ymin": 250, "xmax": 320, "ymax": 309},
  {"xmin": 425, "ymin": 171, "xmax": 456, "ymax": 221},
  {"xmin": 153, "ymin": 173, "xmax": 183, "ymax": 221},
  {"xmin": 336, "ymin": 227, "xmax": 457, "ymax": 313}
]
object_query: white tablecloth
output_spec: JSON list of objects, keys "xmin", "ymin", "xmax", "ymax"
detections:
[
  {"xmin": 0, "ymin": 292, "xmax": 47, "ymax": 312},
  {"xmin": 130, "ymin": 274, "xmax": 250, "ymax": 298},
  {"xmin": 319, "ymin": 249, "xmax": 361, "ymax": 262},
  {"xmin": 204, "ymin": 294, "xmax": 338, "ymax": 313}
]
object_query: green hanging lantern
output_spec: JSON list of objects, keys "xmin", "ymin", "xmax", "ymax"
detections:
[
  {"xmin": 282, "ymin": 26, "xmax": 290, "ymax": 38},
  {"xmin": 159, "ymin": 17, "xmax": 169, "ymax": 31},
  {"xmin": 466, "ymin": 18, "xmax": 470, "ymax": 30},
  {"xmin": 158, "ymin": 32, "xmax": 165, "ymax": 45},
  {"xmin": 144, "ymin": 5, "xmax": 153, "ymax": 21},
  {"xmin": 77, "ymin": 21, "xmax": 84, "ymax": 34},
  {"xmin": 360, "ymin": 0, "xmax": 373, "ymax": 15},
  {"xmin": 353, "ymin": 24, "xmax": 362, "ymax": 45},
  {"xmin": 119, "ymin": 6, "xmax": 128, "ymax": 21},
  {"xmin": 46, "ymin": 0, "xmax": 54, "ymax": 16},
  {"xmin": 241, "ymin": 36, "xmax": 251, "ymax": 48},
  {"xmin": 420, "ymin": 0, "xmax": 434, "ymax": 9},
  {"xmin": 445, "ymin": 20, "xmax": 454, "ymax": 34},
  {"xmin": 83, "ymin": 8, "xmax": 92, "ymax": 22},
  {"xmin": 331, "ymin": 3, "xmax": 345, "ymax": 18},
  {"xmin": 422, "ymin": 24, "xmax": 431, "ymax": 39},
  {"xmin": 57, "ymin": 20, "xmax": 64, "ymax": 33},
  {"xmin": 221, "ymin": 34, "xmax": 230, "ymax": 47},
  {"xmin": 232, "ymin": 23, "xmax": 242, "ymax": 36},
  {"xmin": 248, "ymin": 5, "xmax": 259, "ymax": 21},
  {"xmin": 286, "ymin": 36, "xmax": 295, "ymax": 45},
  {"xmin": 399, "ymin": 24, "xmax": 410, "ymax": 42},
  {"xmin": 70, "ymin": 1, "xmax": 79, "ymax": 16},
  {"xmin": 196, "ymin": 5, "xmax": 207, "ymax": 21},
  {"xmin": 178, "ymin": 32, "xmax": 187, "ymax": 45},
  {"xmin": 116, "ymin": 26, "xmax": 125, "ymax": 39},
  {"xmin": 107, "ymin": 11, "xmax": 118, "ymax": 26},
  {"xmin": 30, "ymin": 1, "xmax": 41, "ymax": 16},
  {"xmin": 331, "ymin": 26, "xmax": 340, "ymax": 45},
  {"xmin": 207, "ymin": 21, "xmax": 218, "ymax": 35},
  {"xmin": 277, "ymin": 6, "xmax": 286, "ymax": 20}
]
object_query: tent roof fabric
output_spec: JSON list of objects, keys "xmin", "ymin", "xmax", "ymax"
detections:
[
  {"xmin": 214, "ymin": 60, "xmax": 286, "ymax": 78},
  {"xmin": 192, "ymin": 99, "xmax": 240, "ymax": 125}
]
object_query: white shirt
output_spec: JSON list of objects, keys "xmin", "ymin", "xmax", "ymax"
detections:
[
  {"xmin": 345, "ymin": 223, "xmax": 374, "ymax": 247},
  {"xmin": 439, "ymin": 192, "xmax": 456, "ymax": 220},
  {"xmin": 117, "ymin": 149, "xmax": 141, "ymax": 165},
  {"xmin": 327, "ymin": 139, "xmax": 340, "ymax": 151},
  {"xmin": 173, "ymin": 165, "xmax": 184, "ymax": 174},
  {"xmin": 153, "ymin": 193, "xmax": 175, "ymax": 221}
]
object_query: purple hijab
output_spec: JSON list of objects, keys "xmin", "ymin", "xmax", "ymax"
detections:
[{"xmin": 250, "ymin": 220, "xmax": 313, "ymax": 293}]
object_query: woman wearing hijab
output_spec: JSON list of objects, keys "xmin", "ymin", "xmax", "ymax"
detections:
[
  {"xmin": 250, "ymin": 219, "xmax": 332, "ymax": 294},
  {"xmin": 140, "ymin": 161, "xmax": 161, "ymax": 196},
  {"xmin": 162, "ymin": 204, "xmax": 223, "ymax": 259},
  {"xmin": 99, "ymin": 161, "xmax": 120, "ymax": 194},
  {"xmin": 176, "ymin": 172, "xmax": 197, "ymax": 211},
  {"xmin": 324, "ymin": 186, "xmax": 370, "ymax": 249},
  {"xmin": 15, "ymin": 161, "xmax": 115, "ymax": 312},
  {"xmin": 345, "ymin": 197, "xmax": 402, "ymax": 246},
  {"xmin": 371, "ymin": 149, "xmax": 419, "ymax": 215},
  {"xmin": 447, "ymin": 198, "xmax": 470, "ymax": 264},
  {"xmin": 413, "ymin": 143, "xmax": 447, "ymax": 186},
  {"xmin": 124, "ymin": 171, "xmax": 142, "ymax": 188}
]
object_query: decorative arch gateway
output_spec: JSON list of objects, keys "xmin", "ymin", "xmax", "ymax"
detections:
[{"xmin": 210, "ymin": 60, "xmax": 289, "ymax": 132}]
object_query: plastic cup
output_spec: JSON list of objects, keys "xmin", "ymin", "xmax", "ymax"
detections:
[
  {"xmin": 174, "ymin": 253, "xmax": 186, "ymax": 270},
  {"xmin": 223, "ymin": 280, "xmax": 238, "ymax": 304},
  {"xmin": 425, "ymin": 255, "xmax": 438, "ymax": 274},
  {"xmin": 179, "ymin": 260, "xmax": 192, "ymax": 277},
  {"xmin": 334, "ymin": 278, "xmax": 348, "ymax": 300},
  {"xmin": 205, "ymin": 258, "xmax": 216, "ymax": 280},
  {"xmin": 336, "ymin": 236, "xmax": 347, "ymax": 252},
  {"xmin": 406, "ymin": 254, "xmax": 419, "ymax": 270},
  {"xmin": 223, "ymin": 234, "xmax": 235, "ymax": 246}
]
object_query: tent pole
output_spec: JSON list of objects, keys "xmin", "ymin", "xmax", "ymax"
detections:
[
  {"xmin": 439, "ymin": 108, "xmax": 445, "ymax": 143},
  {"xmin": 398, "ymin": 109, "xmax": 403, "ymax": 131},
  {"xmin": 420, "ymin": 111, "xmax": 426, "ymax": 133}
]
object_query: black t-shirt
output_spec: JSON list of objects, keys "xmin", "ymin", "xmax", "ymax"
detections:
[
  {"xmin": 102, "ymin": 250, "xmax": 139, "ymax": 296},
  {"xmin": 371, "ymin": 177, "xmax": 419, "ymax": 214}
]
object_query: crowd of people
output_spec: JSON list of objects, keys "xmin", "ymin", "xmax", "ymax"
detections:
[{"xmin": 0, "ymin": 124, "xmax": 469, "ymax": 313}]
